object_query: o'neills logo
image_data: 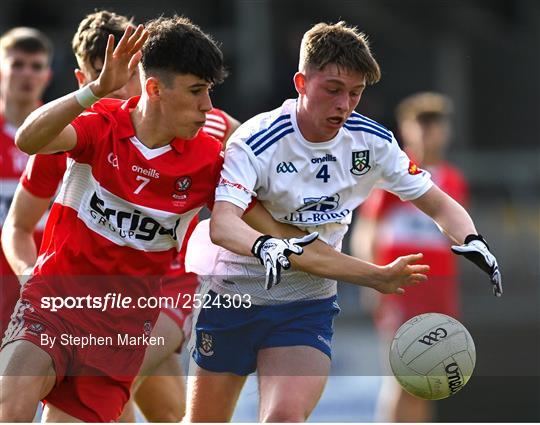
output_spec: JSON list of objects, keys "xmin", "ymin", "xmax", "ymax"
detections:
[
  {"xmin": 132, "ymin": 165, "xmax": 160, "ymax": 179},
  {"xmin": 445, "ymin": 362, "xmax": 464, "ymax": 394},
  {"xmin": 311, "ymin": 154, "xmax": 337, "ymax": 164}
]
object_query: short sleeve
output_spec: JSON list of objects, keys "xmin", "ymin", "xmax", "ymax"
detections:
[
  {"xmin": 375, "ymin": 135, "xmax": 433, "ymax": 201},
  {"xmin": 20, "ymin": 153, "xmax": 67, "ymax": 198},
  {"xmin": 68, "ymin": 110, "xmax": 108, "ymax": 160},
  {"xmin": 214, "ymin": 140, "xmax": 258, "ymax": 211}
]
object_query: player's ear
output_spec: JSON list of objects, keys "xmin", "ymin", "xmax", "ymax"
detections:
[
  {"xmin": 145, "ymin": 77, "xmax": 160, "ymax": 100},
  {"xmin": 74, "ymin": 69, "xmax": 86, "ymax": 88},
  {"xmin": 293, "ymin": 72, "xmax": 306, "ymax": 95}
]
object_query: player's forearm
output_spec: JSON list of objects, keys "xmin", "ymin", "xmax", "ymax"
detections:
[
  {"xmin": 412, "ymin": 185, "xmax": 476, "ymax": 244},
  {"xmin": 0, "ymin": 225, "xmax": 37, "ymax": 276},
  {"xmin": 433, "ymin": 199, "xmax": 476, "ymax": 244},
  {"xmin": 16, "ymin": 92, "xmax": 84, "ymax": 154},
  {"xmin": 291, "ymin": 243, "xmax": 384, "ymax": 288},
  {"xmin": 210, "ymin": 201, "xmax": 264, "ymax": 257}
]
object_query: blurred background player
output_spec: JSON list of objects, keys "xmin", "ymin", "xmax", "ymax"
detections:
[
  {"xmin": 0, "ymin": 10, "xmax": 239, "ymax": 422},
  {"xmin": 0, "ymin": 26, "xmax": 53, "ymax": 342},
  {"xmin": 350, "ymin": 92, "xmax": 469, "ymax": 422}
]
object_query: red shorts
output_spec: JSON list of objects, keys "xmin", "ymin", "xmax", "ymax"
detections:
[
  {"xmin": 160, "ymin": 271, "xmax": 199, "ymax": 353},
  {"xmin": 1, "ymin": 299, "xmax": 145, "ymax": 422},
  {"xmin": 374, "ymin": 275, "xmax": 461, "ymax": 335}
]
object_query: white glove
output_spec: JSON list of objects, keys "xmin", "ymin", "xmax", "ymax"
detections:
[
  {"xmin": 251, "ymin": 232, "xmax": 319, "ymax": 289},
  {"xmin": 451, "ymin": 234, "xmax": 502, "ymax": 297}
]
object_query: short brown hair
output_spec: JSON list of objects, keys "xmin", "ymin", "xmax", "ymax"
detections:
[
  {"xmin": 0, "ymin": 27, "xmax": 53, "ymax": 63},
  {"xmin": 141, "ymin": 15, "xmax": 227, "ymax": 86},
  {"xmin": 396, "ymin": 92, "xmax": 453, "ymax": 124},
  {"xmin": 72, "ymin": 10, "xmax": 133, "ymax": 68},
  {"xmin": 299, "ymin": 21, "xmax": 381, "ymax": 85}
]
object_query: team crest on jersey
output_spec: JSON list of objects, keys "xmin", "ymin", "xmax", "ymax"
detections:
[
  {"xmin": 198, "ymin": 332, "xmax": 215, "ymax": 357},
  {"xmin": 175, "ymin": 176, "xmax": 192, "ymax": 192},
  {"xmin": 350, "ymin": 150, "xmax": 371, "ymax": 176},
  {"xmin": 143, "ymin": 320, "xmax": 153, "ymax": 337},
  {"xmin": 408, "ymin": 160, "xmax": 422, "ymax": 175}
]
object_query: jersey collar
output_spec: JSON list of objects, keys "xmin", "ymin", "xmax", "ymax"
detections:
[{"xmin": 118, "ymin": 96, "xmax": 186, "ymax": 154}]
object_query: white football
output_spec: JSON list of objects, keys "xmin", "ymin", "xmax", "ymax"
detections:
[{"xmin": 389, "ymin": 313, "xmax": 476, "ymax": 400}]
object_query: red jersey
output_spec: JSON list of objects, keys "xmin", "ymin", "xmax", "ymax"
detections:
[
  {"xmin": 23, "ymin": 97, "xmax": 223, "ymax": 340},
  {"xmin": 21, "ymin": 107, "xmax": 230, "ymax": 271},
  {"xmin": 20, "ymin": 108, "xmax": 229, "ymax": 200},
  {"xmin": 21, "ymin": 153, "xmax": 67, "ymax": 198}
]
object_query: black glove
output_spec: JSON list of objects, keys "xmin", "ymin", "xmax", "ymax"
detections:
[
  {"xmin": 251, "ymin": 232, "xmax": 319, "ymax": 289},
  {"xmin": 451, "ymin": 234, "xmax": 502, "ymax": 297}
]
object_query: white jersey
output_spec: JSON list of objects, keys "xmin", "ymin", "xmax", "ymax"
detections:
[{"xmin": 208, "ymin": 98, "xmax": 433, "ymax": 304}]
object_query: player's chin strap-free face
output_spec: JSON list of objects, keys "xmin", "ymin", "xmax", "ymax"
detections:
[
  {"xmin": 251, "ymin": 232, "xmax": 319, "ymax": 290},
  {"xmin": 451, "ymin": 234, "xmax": 502, "ymax": 297}
]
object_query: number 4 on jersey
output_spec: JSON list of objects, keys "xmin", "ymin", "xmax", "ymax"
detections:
[{"xmin": 316, "ymin": 164, "xmax": 330, "ymax": 183}]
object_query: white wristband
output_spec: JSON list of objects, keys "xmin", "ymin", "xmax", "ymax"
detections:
[{"xmin": 75, "ymin": 85, "xmax": 101, "ymax": 108}]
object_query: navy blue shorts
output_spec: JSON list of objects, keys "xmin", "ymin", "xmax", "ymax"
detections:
[{"xmin": 192, "ymin": 291, "xmax": 340, "ymax": 375}]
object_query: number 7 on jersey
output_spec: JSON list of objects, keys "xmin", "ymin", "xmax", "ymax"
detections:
[{"xmin": 133, "ymin": 175, "xmax": 150, "ymax": 194}]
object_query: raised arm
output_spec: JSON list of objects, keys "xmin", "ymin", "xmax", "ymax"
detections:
[{"xmin": 16, "ymin": 25, "xmax": 147, "ymax": 155}]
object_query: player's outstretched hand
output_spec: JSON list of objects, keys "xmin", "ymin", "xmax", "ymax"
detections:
[
  {"xmin": 252, "ymin": 232, "xmax": 319, "ymax": 290},
  {"xmin": 451, "ymin": 234, "xmax": 502, "ymax": 297},
  {"xmin": 90, "ymin": 24, "xmax": 148, "ymax": 98},
  {"xmin": 374, "ymin": 253, "xmax": 429, "ymax": 295}
]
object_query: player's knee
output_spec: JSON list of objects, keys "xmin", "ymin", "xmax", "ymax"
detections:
[
  {"xmin": 144, "ymin": 402, "xmax": 185, "ymax": 422},
  {"xmin": 261, "ymin": 404, "xmax": 308, "ymax": 423},
  {"xmin": 149, "ymin": 411, "xmax": 184, "ymax": 422}
]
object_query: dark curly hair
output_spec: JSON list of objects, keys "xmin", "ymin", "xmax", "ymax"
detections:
[
  {"xmin": 72, "ymin": 10, "xmax": 133, "ymax": 69},
  {"xmin": 141, "ymin": 15, "xmax": 227, "ymax": 87}
]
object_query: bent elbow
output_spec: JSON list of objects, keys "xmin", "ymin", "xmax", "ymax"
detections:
[
  {"xmin": 209, "ymin": 218, "xmax": 225, "ymax": 247},
  {"xmin": 15, "ymin": 128, "xmax": 37, "ymax": 155}
]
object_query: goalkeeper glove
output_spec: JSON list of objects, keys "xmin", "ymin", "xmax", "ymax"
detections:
[
  {"xmin": 251, "ymin": 232, "xmax": 319, "ymax": 290},
  {"xmin": 451, "ymin": 234, "xmax": 502, "ymax": 297}
]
